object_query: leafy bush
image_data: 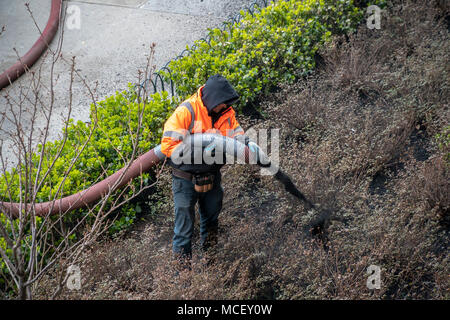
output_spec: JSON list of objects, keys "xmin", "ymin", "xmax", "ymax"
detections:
[
  {"xmin": 0, "ymin": 89, "xmax": 176, "ymax": 294},
  {"xmin": 1, "ymin": 90, "xmax": 174, "ymax": 216},
  {"xmin": 164, "ymin": 0, "xmax": 384, "ymax": 111}
]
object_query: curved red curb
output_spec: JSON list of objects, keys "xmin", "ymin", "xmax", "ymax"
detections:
[{"xmin": 0, "ymin": 0, "xmax": 62, "ymax": 90}]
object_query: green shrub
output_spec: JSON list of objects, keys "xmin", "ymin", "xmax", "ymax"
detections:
[
  {"xmin": 163, "ymin": 0, "xmax": 380, "ymax": 111},
  {"xmin": 0, "ymin": 89, "xmax": 177, "ymax": 295}
]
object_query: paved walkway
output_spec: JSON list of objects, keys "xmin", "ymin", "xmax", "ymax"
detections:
[{"xmin": 0, "ymin": 0, "xmax": 259, "ymax": 168}]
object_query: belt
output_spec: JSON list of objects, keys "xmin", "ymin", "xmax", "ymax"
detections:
[
  {"xmin": 171, "ymin": 168, "xmax": 194, "ymax": 181},
  {"xmin": 171, "ymin": 168, "xmax": 218, "ymax": 182},
  {"xmin": 172, "ymin": 168, "xmax": 218, "ymax": 193}
]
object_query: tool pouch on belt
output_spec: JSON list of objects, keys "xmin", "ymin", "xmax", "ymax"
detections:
[{"xmin": 193, "ymin": 173, "xmax": 215, "ymax": 193}]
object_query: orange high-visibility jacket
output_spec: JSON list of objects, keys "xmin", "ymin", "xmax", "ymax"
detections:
[{"xmin": 161, "ymin": 85, "xmax": 245, "ymax": 173}]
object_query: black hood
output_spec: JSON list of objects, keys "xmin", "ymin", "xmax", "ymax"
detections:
[{"xmin": 201, "ymin": 74, "xmax": 239, "ymax": 115}]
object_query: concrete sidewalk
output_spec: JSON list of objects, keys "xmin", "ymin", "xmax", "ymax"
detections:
[{"xmin": 0, "ymin": 0, "xmax": 259, "ymax": 167}]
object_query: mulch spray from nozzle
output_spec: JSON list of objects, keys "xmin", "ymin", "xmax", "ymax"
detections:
[{"xmin": 255, "ymin": 148, "xmax": 333, "ymax": 244}]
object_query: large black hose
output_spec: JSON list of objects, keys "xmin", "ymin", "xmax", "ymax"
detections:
[
  {"xmin": 1, "ymin": 133, "xmax": 320, "ymax": 224},
  {"xmin": 176, "ymin": 133, "xmax": 318, "ymax": 211},
  {"xmin": 274, "ymin": 169, "xmax": 316, "ymax": 210}
]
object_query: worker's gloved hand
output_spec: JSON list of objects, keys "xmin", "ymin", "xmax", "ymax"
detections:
[
  {"xmin": 247, "ymin": 141, "xmax": 271, "ymax": 167},
  {"xmin": 247, "ymin": 141, "xmax": 260, "ymax": 164},
  {"xmin": 234, "ymin": 134, "xmax": 271, "ymax": 167},
  {"xmin": 247, "ymin": 141, "xmax": 258, "ymax": 153},
  {"xmin": 234, "ymin": 134, "xmax": 249, "ymax": 145}
]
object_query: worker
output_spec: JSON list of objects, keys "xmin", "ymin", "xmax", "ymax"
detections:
[{"xmin": 160, "ymin": 74, "xmax": 252, "ymax": 262}]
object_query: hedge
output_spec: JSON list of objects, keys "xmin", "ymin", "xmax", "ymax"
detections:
[{"xmin": 164, "ymin": 0, "xmax": 385, "ymax": 111}]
